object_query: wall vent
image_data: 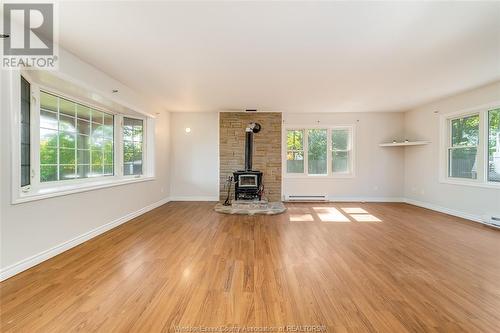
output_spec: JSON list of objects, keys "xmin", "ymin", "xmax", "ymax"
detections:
[{"xmin": 285, "ymin": 194, "xmax": 328, "ymax": 202}]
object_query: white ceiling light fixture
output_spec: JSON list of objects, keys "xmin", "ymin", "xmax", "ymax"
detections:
[{"xmin": 185, "ymin": 127, "xmax": 191, "ymax": 133}]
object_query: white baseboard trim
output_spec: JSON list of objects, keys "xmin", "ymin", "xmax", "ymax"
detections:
[
  {"xmin": 328, "ymin": 196, "xmax": 405, "ymax": 203},
  {"xmin": 403, "ymin": 198, "xmax": 484, "ymax": 224},
  {"xmin": 169, "ymin": 196, "xmax": 219, "ymax": 202},
  {"xmin": 0, "ymin": 197, "xmax": 170, "ymax": 282}
]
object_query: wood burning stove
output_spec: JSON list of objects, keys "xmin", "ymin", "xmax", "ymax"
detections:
[{"xmin": 233, "ymin": 122, "xmax": 263, "ymax": 201}]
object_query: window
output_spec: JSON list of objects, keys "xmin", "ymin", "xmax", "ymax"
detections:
[
  {"xmin": 448, "ymin": 114, "xmax": 479, "ymax": 179},
  {"xmin": 123, "ymin": 117, "xmax": 143, "ymax": 176},
  {"xmin": 442, "ymin": 106, "xmax": 500, "ymax": 186},
  {"xmin": 20, "ymin": 77, "xmax": 31, "ymax": 188},
  {"xmin": 39, "ymin": 91, "xmax": 114, "ymax": 182},
  {"xmin": 308, "ymin": 129, "xmax": 327, "ymax": 175},
  {"xmin": 489, "ymin": 108, "xmax": 500, "ymax": 182},
  {"xmin": 12, "ymin": 71, "xmax": 155, "ymax": 204},
  {"xmin": 332, "ymin": 128, "xmax": 351, "ymax": 173},
  {"xmin": 285, "ymin": 127, "xmax": 354, "ymax": 177},
  {"xmin": 286, "ymin": 130, "xmax": 304, "ymax": 173}
]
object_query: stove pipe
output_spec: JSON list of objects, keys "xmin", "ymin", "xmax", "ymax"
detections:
[{"xmin": 244, "ymin": 122, "xmax": 261, "ymax": 171}]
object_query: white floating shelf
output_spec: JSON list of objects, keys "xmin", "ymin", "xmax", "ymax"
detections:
[{"xmin": 379, "ymin": 141, "xmax": 430, "ymax": 147}]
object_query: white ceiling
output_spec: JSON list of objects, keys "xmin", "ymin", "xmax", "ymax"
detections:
[{"xmin": 58, "ymin": 1, "xmax": 500, "ymax": 113}]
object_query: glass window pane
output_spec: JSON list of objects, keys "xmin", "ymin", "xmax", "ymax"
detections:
[
  {"xmin": 333, "ymin": 151, "xmax": 349, "ymax": 173},
  {"xmin": 308, "ymin": 129, "xmax": 327, "ymax": 175},
  {"xmin": 133, "ymin": 142, "xmax": 143, "ymax": 162},
  {"xmin": 21, "ymin": 142, "xmax": 30, "ymax": 166},
  {"xmin": 77, "ymin": 105, "xmax": 91, "ymax": 121},
  {"xmin": 123, "ymin": 125, "xmax": 133, "ymax": 141},
  {"xmin": 133, "ymin": 163, "xmax": 143, "ymax": 175},
  {"xmin": 40, "ymin": 91, "xmax": 58, "ymax": 112},
  {"xmin": 59, "ymin": 132, "xmax": 75, "ymax": 149},
  {"xmin": 102, "ymin": 138, "xmax": 113, "ymax": 152},
  {"xmin": 103, "ymin": 124, "xmax": 113, "ymax": 139},
  {"xmin": 489, "ymin": 109, "xmax": 500, "ymax": 182},
  {"xmin": 59, "ymin": 114, "xmax": 76, "ymax": 132},
  {"xmin": 287, "ymin": 151, "xmax": 304, "ymax": 173},
  {"xmin": 77, "ymin": 119, "xmax": 90, "ymax": 135},
  {"xmin": 133, "ymin": 126, "xmax": 143, "ymax": 142},
  {"xmin": 91, "ymin": 150, "xmax": 103, "ymax": 165},
  {"xmin": 60, "ymin": 148, "xmax": 75, "ymax": 164},
  {"xmin": 104, "ymin": 165, "xmax": 113, "ymax": 176},
  {"xmin": 20, "ymin": 77, "xmax": 31, "ymax": 187},
  {"xmin": 21, "ymin": 123, "xmax": 30, "ymax": 144},
  {"xmin": 104, "ymin": 149, "xmax": 113, "ymax": 164},
  {"xmin": 90, "ymin": 136, "xmax": 103, "ymax": 150},
  {"xmin": 451, "ymin": 115, "xmax": 479, "ymax": 146},
  {"xmin": 124, "ymin": 162, "xmax": 142, "ymax": 176},
  {"xmin": 448, "ymin": 147, "xmax": 478, "ymax": 179},
  {"xmin": 40, "ymin": 165, "xmax": 57, "ymax": 182},
  {"xmin": 91, "ymin": 109, "xmax": 103, "ymax": 124},
  {"xmin": 91, "ymin": 164, "xmax": 103, "ymax": 176},
  {"xmin": 21, "ymin": 166, "xmax": 30, "ymax": 187},
  {"xmin": 91, "ymin": 123, "xmax": 104, "ymax": 137},
  {"xmin": 77, "ymin": 149, "xmax": 90, "ymax": 164},
  {"xmin": 332, "ymin": 129, "xmax": 349, "ymax": 150},
  {"xmin": 124, "ymin": 142, "xmax": 134, "ymax": 163},
  {"xmin": 123, "ymin": 117, "xmax": 143, "ymax": 175},
  {"xmin": 287, "ymin": 130, "xmax": 304, "ymax": 150},
  {"xmin": 77, "ymin": 165, "xmax": 90, "ymax": 178},
  {"xmin": 40, "ymin": 110, "xmax": 57, "ymax": 130},
  {"xmin": 103, "ymin": 113, "xmax": 113, "ymax": 126},
  {"xmin": 38, "ymin": 92, "xmax": 114, "ymax": 182},
  {"xmin": 77, "ymin": 134, "xmax": 89, "ymax": 149},
  {"xmin": 40, "ymin": 147, "xmax": 57, "ymax": 164},
  {"xmin": 59, "ymin": 165, "xmax": 76, "ymax": 180},
  {"xmin": 40, "ymin": 128, "xmax": 58, "ymax": 147},
  {"xmin": 59, "ymin": 98, "xmax": 76, "ymax": 117},
  {"xmin": 124, "ymin": 163, "xmax": 134, "ymax": 176}
]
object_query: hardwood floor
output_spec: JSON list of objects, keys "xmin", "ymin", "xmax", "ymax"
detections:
[{"xmin": 1, "ymin": 202, "xmax": 499, "ymax": 332}]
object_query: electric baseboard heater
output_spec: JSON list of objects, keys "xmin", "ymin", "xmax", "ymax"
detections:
[{"xmin": 285, "ymin": 194, "xmax": 328, "ymax": 202}]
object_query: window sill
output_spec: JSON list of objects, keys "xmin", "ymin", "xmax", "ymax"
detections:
[
  {"xmin": 439, "ymin": 178, "xmax": 500, "ymax": 189},
  {"xmin": 12, "ymin": 176, "xmax": 155, "ymax": 204}
]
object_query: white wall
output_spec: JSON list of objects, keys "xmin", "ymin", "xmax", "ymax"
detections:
[
  {"xmin": 169, "ymin": 112, "xmax": 219, "ymax": 200},
  {"xmin": 404, "ymin": 81, "xmax": 500, "ymax": 220},
  {"xmin": 0, "ymin": 48, "xmax": 170, "ymax": 278},
  {"xmin": 283, "ymin": 112, "xmax": 406, "ymax": 200}
]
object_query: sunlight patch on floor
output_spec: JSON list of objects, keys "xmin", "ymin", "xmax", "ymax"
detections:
[
  {"xmin": 313, "ymin": 207, "xmax": 350, "ymax": 222},
  {"xmin": 290, "ymin": 214, "xmax": 315, "ymax": 222},
  {"xmin": 350, "ymin": 214, "xmax": 382, "ymax": 222},
  {"xmin": 341, "ymin": 207, "xmax": 368, "ymax": 214}
]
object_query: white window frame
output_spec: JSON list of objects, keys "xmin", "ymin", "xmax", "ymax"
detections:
[
  {"xmin": 10, "ymin": 71, "xmax": 156, "ymax": 204},
  {"xmin": 283, "ymin": 125, "xmax": 355, "ymax": 179},
  {"xmin": 439, "ymin": 102, "xmax": 500, "ymax": 189}
]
